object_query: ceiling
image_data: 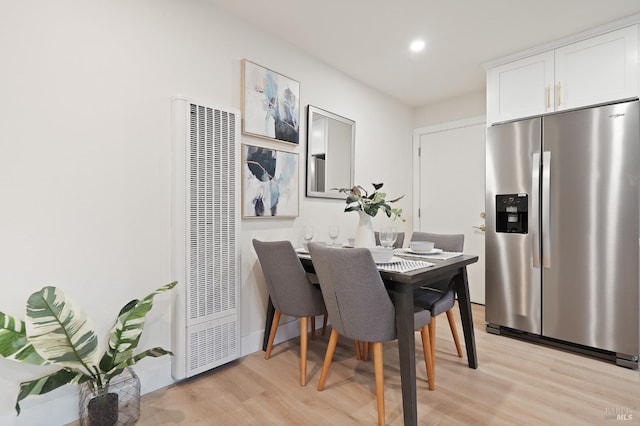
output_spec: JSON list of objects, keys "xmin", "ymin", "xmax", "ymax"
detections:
[{"xmin": 208, "ymin": 0, "xmax": 640, "ymax": 108}]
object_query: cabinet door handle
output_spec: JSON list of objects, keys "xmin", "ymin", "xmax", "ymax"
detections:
[
  {"xmin": 546, "ymin": 85, "xmax": 551, "ymax": 109},
  {"xmin": 556, "ymin": 81, "xmax": 562, "ymax": 107}
]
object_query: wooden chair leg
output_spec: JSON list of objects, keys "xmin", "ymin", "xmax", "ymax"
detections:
[
  {"xmin": 318, "ymin": 329, "xmax": 340, "ymax": 391},
  {"xmin": 265, "ymin": 310, "xmax": 281, "ymax": 360},
  {"xmin": 372, "ymin": 342, "xmax": 385, "ymax": 426},
  {"xmin": 300, "ymin": 317, "xmax": 308, "ymax": 386},
  {"xmin": 363, "ymin": 341, "xmax": 370, "ymax": 361},
  {"xmin": 322, "ymin": 314, "xmax": 328, "ymax": 336},
  {"xmin": 311, "ymin": 316, "xmax": 316, "ymax": 340},
  {"xmin": 354, "ymin": 339, "xmax": 362, "ymax": 360},
  {"xmin": 429, "ymin": 317, "xmax": 436, "ymax": 366},
  {"xmin": 420, "ymin": 325, "xmax": 435, "ymax": 391},
  {"xmin": 446, "ymin": 309, "xmax": 463, "ymax": 357}
]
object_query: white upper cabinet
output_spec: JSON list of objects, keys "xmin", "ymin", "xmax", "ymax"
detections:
[
  {"xmin": 487, "ymin": 25, "xmax": 638, "ymax": 125},
  {"xmin": 487, "ymin": 51, "xmax": 554, "ymax": 125},
  {"xmin": 555, "ymin": 26, "xmax": 637, "ymax": 111}
]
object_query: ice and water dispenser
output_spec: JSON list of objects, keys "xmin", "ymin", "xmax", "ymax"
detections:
[{"xmin": 495, "ymin": 194, "xmax": 528, "ymax": 233}]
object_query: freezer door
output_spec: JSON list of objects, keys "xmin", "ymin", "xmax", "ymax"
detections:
[
  {"xmin": 486, "ymin": 118, "xmax": 542, "ymax": 334},
  {"xmin": 542, "ymin": 101, "xmax": 639, "ymax": 356}
]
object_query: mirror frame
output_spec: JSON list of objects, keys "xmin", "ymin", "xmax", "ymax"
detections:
[{"xmin": 305, "ymin": 105, "xmax": 355, "ymax": 199}]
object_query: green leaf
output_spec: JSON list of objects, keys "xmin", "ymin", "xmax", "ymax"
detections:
[
  {"xmin": 380, "ymin": 203, "xmax": 392, "ymax": 218},
  {"xmin": 26, "ymin": 287, "xmax": 99, "ymax": 374},
  {"xmin": 99, "ymin": 282, "xmax": 176, "ymax": 374},
  {"xmin": 15, "ymin": 368, "xmax": 86, "ymax": 415},
  {"xmin": 0, "ymin": 312, "xmax": 49, "ymax": 365},
  {"xmin": 371, "ymin": 192, "xmax": 386, "ymax": 203},
  {"xmin": 104, "ymin": 346, "xmax": 173, "ymax": 383},
  {"xmin": 363, "ymin": 204, "xmax": 379, "ymax": 217}
]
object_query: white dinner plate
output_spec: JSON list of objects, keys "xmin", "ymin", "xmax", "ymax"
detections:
[{"xmin": 405, "ymin": 248, "xmax": 443, "ymax": 255}]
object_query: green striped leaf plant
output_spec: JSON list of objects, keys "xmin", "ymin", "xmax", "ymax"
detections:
[{"xmin": 0, "ymin": 281, "xmax": 177, "ymax": 414}]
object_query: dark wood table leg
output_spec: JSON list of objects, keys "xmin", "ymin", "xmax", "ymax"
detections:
[
  {"xmin": 454, "ymin": 267, "xmax": 478, "ymax": 368},
  {"xmin": 394, "ymin": 284, "xmax": 418, "ymax": 426},
  {"xmin": 263, "ymin": 297, "xmax": 275, "ymax": 351}
]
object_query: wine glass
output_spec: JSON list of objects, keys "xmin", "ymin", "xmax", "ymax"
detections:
[
  {"xmin": 302, "ymin": 226, "xmax": 314, "ymax": 249},
  {"xmin": 379, "ymin": 227, "xmax": 397, "ymax": 248},
  {"xmin": 328, "ymin": 225, "xmax": 340, "ymax": 246}
]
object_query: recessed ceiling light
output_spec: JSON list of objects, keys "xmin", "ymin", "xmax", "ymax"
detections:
[{"xmin": 410, "ymin": 39, "xmax": 426, "ymax": 53}]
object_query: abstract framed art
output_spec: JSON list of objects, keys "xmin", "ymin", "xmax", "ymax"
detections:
[
  {"xmin": 242, "ymin": 144, "xmax": 299, "ymax": 218},
  {"xmin": 241, "ymin": 59, "xmax": 300, "ymax": 144}
]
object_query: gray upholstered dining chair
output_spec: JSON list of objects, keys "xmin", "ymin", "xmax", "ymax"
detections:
[
  {"xmin": 307, "ymin": 243, "xmax": 434, "ymax": 426},
  {"xmin": 253, "ymin": 239, "xmax": 327, "ymax": 386},
  {"xmin": 411, "ymin": 232, "xmax": 464, "ymax": 388},
  {"xmin": 374, "ymin": 231, "xmax": 405, "ymax": 248}
]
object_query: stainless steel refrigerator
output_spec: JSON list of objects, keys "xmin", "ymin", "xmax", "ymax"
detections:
[{"xmin": 485, "ymin": 100, "xmax": 639, "ymax": 368}]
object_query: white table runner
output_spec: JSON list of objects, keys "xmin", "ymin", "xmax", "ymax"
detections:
[
  {"xmin": 296, "ymin": 248, "xmax": 434, "ymax": 272},
  {"xmin": 376, "ymin": 259, "xmax": 434, "ymax": 273},
  {"xmin": 394, "ymin": 248, "xmax": 463, "ymax": 261}
]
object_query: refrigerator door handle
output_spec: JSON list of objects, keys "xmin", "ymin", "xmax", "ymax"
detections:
[
  {"xmin": 542, "ymin": 151, "xmax": 551, "ymax": 268},
  {"xmin": 531, "ymin": 153, "xmax": 541, "ymax": 268}
]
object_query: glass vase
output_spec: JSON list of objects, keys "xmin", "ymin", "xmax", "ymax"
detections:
[{"xmin": 79, "ymin": 368, "xmax": 141, "ymax": 426}]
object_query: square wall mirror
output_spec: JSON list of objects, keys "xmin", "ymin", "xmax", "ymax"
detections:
[{"xmin": 306, "ymin": 105, "xmax": 355, "ymax": 199}]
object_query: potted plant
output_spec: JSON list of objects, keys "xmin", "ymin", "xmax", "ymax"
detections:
[
  {"xmin": 335, "ymin": 183, "xmax": 404, "ymax": 247},
  {"xmin": 0, "ymin": 281, "xmax": 177, "ymax": 425}
]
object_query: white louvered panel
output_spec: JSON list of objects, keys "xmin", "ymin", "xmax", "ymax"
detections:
[
  {"xmin": 188, "ymin": 104, "xmax": 210, "ymax": 320},
  {"xmin": 213, "ymin": 110, "xmax": 237, "ymax": 314},
  {"xmin": 187, "ymin": 104, "xmax": 238, "ymax": 321},
  {"xmin": 171, "ymin": 97, "xmax": 240, "ymax": 380},
  {"xmin": 186, "ymin": 315, "xmax": 239, "ymax": 377}
]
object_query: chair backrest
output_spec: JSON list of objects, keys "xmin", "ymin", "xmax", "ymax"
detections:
[
  {"xmin": 411, "ymin": 232, "xmax": 464, "ymax": 252},
  {"xmin": 307, "ymin": 243, "xmax": 396, "ymax": 342},
  {"xmin": 374, "ymin": 231, "xmax": 405, "ymax": 248},
  {"xmin": 252, "ymin": 239, "xmax": 325, "ymax": 317},
  {"xmin": 411, "ymin": 232, "xmax": 465, "ymax": 293}
]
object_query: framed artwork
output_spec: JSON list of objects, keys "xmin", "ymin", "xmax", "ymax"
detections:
[
  {"xmin": 242, "ymin": 144, "xmax": 299, "ymax": 218},
  {"xmin": 241, "ymin": 59, "xmax": 300, "ymax": 145}
]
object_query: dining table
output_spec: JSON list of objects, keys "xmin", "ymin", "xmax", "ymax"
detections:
[{"xmin": 262, "ymin": 248, "xmax": 479, "ymax": 426}]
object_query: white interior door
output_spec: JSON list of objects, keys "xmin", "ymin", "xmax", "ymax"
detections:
[{"xmin": 416, "ymin": 117, "xmax": 486, "ymax": 304}]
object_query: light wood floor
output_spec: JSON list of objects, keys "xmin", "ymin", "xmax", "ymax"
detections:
[{"xmin": 137, "ymin": 304, "xmax": 640, "ymax": 425}]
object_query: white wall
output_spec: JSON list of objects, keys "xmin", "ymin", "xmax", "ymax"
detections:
[
  {"xmin": 0, "ymin": 1, "xmax": 413, "ymax": 424},
  {"xmin": 414, "ymin": 89, "xmax": 486, "ymax": 127}
]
